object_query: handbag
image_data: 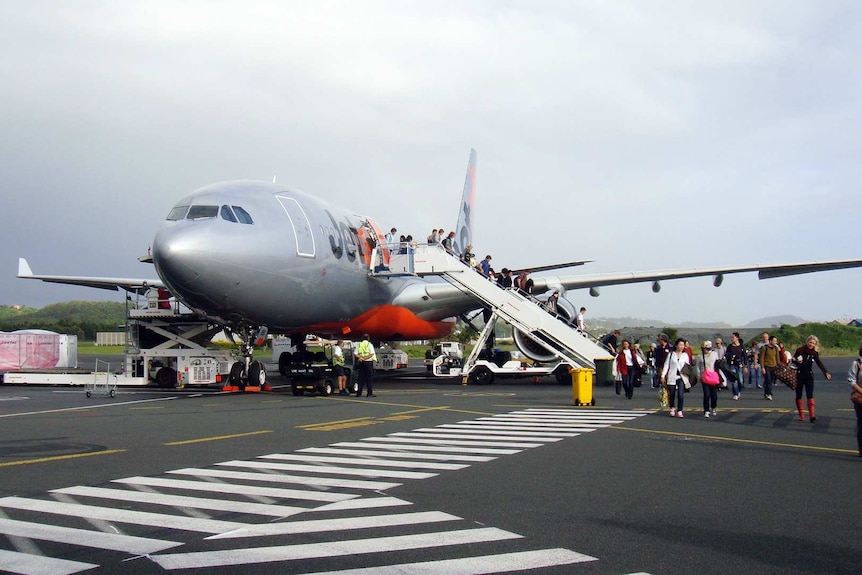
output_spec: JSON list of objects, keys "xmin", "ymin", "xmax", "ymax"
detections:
[
  {"xmin": 702, "ymin": 368, "xmax": 720, "ymax": 385},
  {"xmin": 774, "ymin": 364, "xmax": 798, "ymax": 390}
]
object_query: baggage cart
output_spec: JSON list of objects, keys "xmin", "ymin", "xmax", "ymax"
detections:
[{"xmin": 85, "ymin": 360, "xmax": 117, "ymax": 398}]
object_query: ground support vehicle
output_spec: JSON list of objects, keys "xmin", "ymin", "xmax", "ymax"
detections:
[
  {"xmin": 424, "ymin": 341, "xmax": 463, "ymax": 371},
  {"xmin": 432, "ymin": 313, "xmax": 574, "ymax": 386},
  {"xmin": 4, "ymin": 300, "xmax": 235, "ymax": 389},
  {"xmin": 276, "ymin": 337, "xmax": 359, "ymax": 396},
  {"xmin": 377, "ymin": 346, "xmax": 409, "ymax": 370}
]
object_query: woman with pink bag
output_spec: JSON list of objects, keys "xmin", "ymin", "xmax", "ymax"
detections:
[{"xmin": 698, "ymin": 340, "xmax": 722, "ymax": 418}]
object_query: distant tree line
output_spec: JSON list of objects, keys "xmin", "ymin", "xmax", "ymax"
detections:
[{"xmin": 0, "ymin": 302, "xmax": 127, "ymax": 341}]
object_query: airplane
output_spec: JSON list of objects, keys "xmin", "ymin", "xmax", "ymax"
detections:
[{"xmin": 18, "ymin": 149, "xmax": 862, "ymax": 386}]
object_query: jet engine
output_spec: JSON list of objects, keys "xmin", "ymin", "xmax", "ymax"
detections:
[{"xmin": 512, "ymin": 291, "xmax": 577, "ymax": 362}]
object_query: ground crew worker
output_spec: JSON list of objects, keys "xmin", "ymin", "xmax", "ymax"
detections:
[
  {"xmin": 354, "ymin": 334, "xmax": 377, "ymax": 397},
  {"xmin": 333, "ymin": 340, "xmax": 348, "ymax": 396}
]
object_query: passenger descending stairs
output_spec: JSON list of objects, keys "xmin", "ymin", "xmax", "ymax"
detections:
[{"xmin": 384, "ymin": 245, "xmax": 609, "ymax": 369}]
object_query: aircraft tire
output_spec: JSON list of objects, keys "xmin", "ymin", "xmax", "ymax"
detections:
[
  {"xmin": 278, "ymin": 353, "xmax": 291, "ymax": 376},
  {"xmin": 470, "ymin": 366, "xmax": 494, "ymax": 385},
  {"xmin": 345, "ymin": 369, "xmax": 359, "ymax": 393},
  {"xmin": 249, "ymin": 360, "xmax": 266, "ymax": 387},
  {"xmin": 229, "ymin": 362, "xmax": 245, "ymax": 388},
  {"xmin": 156, "ymin": 367, "xmax": 176, "ymax": 388}
]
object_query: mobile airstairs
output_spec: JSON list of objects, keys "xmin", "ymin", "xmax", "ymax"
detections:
[{"xmin": 376, "ymin": 244, "xmax": 610, "ymax": 384}]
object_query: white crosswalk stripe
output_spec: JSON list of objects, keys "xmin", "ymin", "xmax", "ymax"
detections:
[
  {"xmin": 260, "ymin": 453, "xmax": 470, "ymax": 470},
  {"xmin": 0, "ymin": 548, "xmax": 96, "ymax": 575},
  {"xmin": 51, "ymin": 485, "xmax": 307, "ymax": 517},
  {"xmin": 0, "ymin": 407, "xmax": 649, "ymax": 573},
  {"xmin": 299, "ymin": 446, "xmax": 496, "ymax": 462},
  {"xmin": 204, "ymin": 510, "xmax": 461, "ymax": 540},
  {"xmin": 151, "ymin": 528, "xmax": 523, "ymax": 570},
  {"xmin": 295, "ymin": 548, "xmax": 598, "ymax": 575},
  {"xmin": 111, "ymin": 475, "xmax": 358, "ymax": 502},
  {"xmin": 0, "ymin": 517, "xmax": 181, "ymax": 554},
  {"xmin": 215, "ymin": 459, "xmax": 439, "ymax": 479}
]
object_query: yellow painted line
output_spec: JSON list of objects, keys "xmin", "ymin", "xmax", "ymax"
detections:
[
  {"xmin": 163, "ymin": 430, "xmax": 272, "ymax": 446},
  {"xmin": 297, "ymin": 417, "xmax": 374, "ymax": 429},
  {"xmin": 389, "ymin": 407, "xmax": 451, "ymax": 416},
  {"xmin": 0, "ymin": 449, "xmax": 126, "ymax": 468},
  {"xmin": 129, "ymin": 406, "xmax": 164, "ymax": 410},
  {"xmin": 609, "ymin": 425, "xmax": 857, "ymax": 454}
]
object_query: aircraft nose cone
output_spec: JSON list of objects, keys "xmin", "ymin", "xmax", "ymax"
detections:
[{"xmin": 152, "ymin": 223, "xmax": 208, "ymax": 293}]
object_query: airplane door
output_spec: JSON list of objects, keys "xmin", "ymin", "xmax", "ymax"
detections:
[{"xmin": 276, "ymin": 196, "xmax": 316, "ymax": 258}]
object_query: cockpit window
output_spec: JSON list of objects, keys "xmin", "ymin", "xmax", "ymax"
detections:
[
  {"xmin": 220, "ymin": 205, "xmax": 238, "ymax": 223},
  {"xmin": 186, "ymin": 205, "xmax": 219, "ymax": 220},
  {"xmin": 232, "ymin": 206, "xmax": 254, "ymax": 224},
  {"xmin": 166, "ymin": 205, "xmax": 189, "ymax": 221}
]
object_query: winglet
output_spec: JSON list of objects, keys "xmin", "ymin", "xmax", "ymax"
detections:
[
  {"xmin": 452, "ymin": 148, "xmax": 477, "ymax": 258},
  {"xmin": 18, "ymin": 258, "xmax": 33, "ymax": 278}
]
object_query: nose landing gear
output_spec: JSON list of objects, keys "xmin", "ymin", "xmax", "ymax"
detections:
[{"xmin": 226, "ymin": 326, "xmax": 270, "ymax": 391}]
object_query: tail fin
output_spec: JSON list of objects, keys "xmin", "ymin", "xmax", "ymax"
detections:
[{"xmin": 452, "ymin": 148, "xmax": 477, "ymax": 258}]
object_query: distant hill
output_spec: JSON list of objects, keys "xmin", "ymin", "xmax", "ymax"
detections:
[
  {"xmin": 744, "ymin": 315, "xmax": 808, "ymax": 328},
  {"xmin": 590, "ymin": 315, "xmax": 808, "ymax": 330},
  {"xmin": 0, "ymin": 301, "xmax": 126, "ymax": 339}
]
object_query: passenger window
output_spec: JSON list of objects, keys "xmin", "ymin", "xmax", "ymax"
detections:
[
  {"xmin": 166, "ymin": 205, "xmax": 189, "ymax": 221},
  {"xmin": 186, "ymin": 205, "xmax": 219, "ymax": 220},
  {"xmin": 220, "ymin": 205, "xmax": 238, "ymax": 223},
  {"xmin": 232, "ymin": 206, "xmax": 254, "ymax": 225}
]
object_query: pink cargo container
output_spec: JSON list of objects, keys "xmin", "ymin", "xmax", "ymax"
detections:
[{"xmin": 0, "ymin": 331, "xmax": 78, "ymax": 371}]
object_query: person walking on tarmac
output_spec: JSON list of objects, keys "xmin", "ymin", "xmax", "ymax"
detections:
[
  {"xmin": 792, "ymin": 335, "xmax": 831, "ymax": 422},
  {"xmin": 333, "ymin": 340, "xmax": 348, "ymax": 396},
  {"xmin": 354, "ymin": 334, "xmax": 377, "ymax": 397},
  {"xmin": 661, "ymin": 338, "xmax": 691, "ymax": 418}
]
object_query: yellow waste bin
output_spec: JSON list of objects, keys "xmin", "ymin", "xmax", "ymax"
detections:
[{"xmin": 572, "ymin": 367, "xmax": 595, "ymax": 406}]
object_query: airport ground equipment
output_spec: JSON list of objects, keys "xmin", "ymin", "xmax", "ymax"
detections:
[
  {"xmin": 4, "ymin": 291, "xmax": 237, "ymax": 389},
  {"xmin": 377, "ymin": 346, "xmax": 409, "ymax": 371},
  {"xmin": 84, "ymin": 359, "xmax": 117, "ymax": 398},
  {"xmin": 381, "ymin": 245, "xmax": 609, "ymax": 384},
  {"xmin": 424, "ymin": 341, "xmax": 463, "ymax": 371},
  {"xmin": 275, "ymin": 337, "xmax": 359, "ymax": 396},
  {"xmin": 430, "ymin": 312, "xmax": 574, "ymax": 385}
]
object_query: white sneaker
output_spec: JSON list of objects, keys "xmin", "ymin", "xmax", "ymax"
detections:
[
  {"xmin": 669, "ymin": 408, "xmax": 677, "ymax": 417},
  {"xmin": 677, "ymin": 411, "xmax": 684, "ymax": 418},
  {"xmin": 704, "ymin": 411, "xmax": 710, "ymax": 418},
  {"xmin": 710, "ymin": 409, "xmax": 717, "ymax": 416},
  {"xmin": 767, "ymin": 394, "xmax": 773, "ymax": 401},
  {"xmin": 732, "ymin": 395, "xmax": 739, "ymax": 400}
]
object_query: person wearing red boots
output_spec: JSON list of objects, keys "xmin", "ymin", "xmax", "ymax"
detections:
[{"xmin": 792, "ymin": 335, "xmax": 831, "ymax": 422}]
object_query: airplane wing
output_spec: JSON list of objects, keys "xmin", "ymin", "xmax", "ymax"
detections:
[
  {"xmin": 17, "ymin": 258, "xmax": 164, "ymax": 295},
  {"xmin": 530, "ymin": 259, "xmax": 862, "ymax": 294},
  {"xmin": 509, "ymin": 260, "xmax": 593, "ymax": 275}
]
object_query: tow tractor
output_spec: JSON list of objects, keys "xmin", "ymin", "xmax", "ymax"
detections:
[{"xmin": 275, "ymin": 337, "xmax": 359, "ymax": 396}]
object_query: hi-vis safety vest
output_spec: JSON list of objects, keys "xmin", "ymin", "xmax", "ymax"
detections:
[{"xmin": 357, "ymin": 341, "xmax": 377, "ymax": 362}]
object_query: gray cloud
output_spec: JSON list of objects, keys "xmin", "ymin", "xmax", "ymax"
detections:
[{"xmin": 1, "ymin": 0, "xmax": 859, "ymax": 324}]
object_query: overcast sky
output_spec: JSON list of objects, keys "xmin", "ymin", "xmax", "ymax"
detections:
[{"xmin": 1, "ymin": 1, "xmax": 860, "ymax": 326}]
